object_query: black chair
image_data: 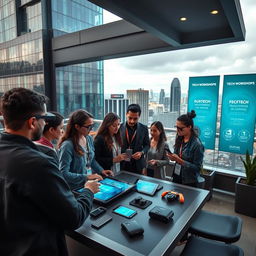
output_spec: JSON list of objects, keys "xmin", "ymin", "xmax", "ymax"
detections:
[
  {"xmin": 189, "ymin": 210, "xmax": 243, "ymax": 243},
  {"xmin": 181, "ymin": 236, "xmax": 244, "ymax": 256}
]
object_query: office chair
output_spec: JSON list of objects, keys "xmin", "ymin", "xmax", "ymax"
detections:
[
  {"xmin": 181, "ymin": 236, "xmax": 244, "ymax": 256},
  {"xmin": 189, "ymin": 210, "xmax": 242, "ymax": 243}
]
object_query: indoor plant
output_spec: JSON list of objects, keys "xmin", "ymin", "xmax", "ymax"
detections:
[
  {"xmin": 235, "ymin": 151, "xmax": 256, "ymax": 217},
  {"xmin": 200, "ymin": 168, "xmax": 216, "ymax": 200}
]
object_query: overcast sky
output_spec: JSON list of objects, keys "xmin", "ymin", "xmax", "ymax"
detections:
[{"xmin": 103, "ymin": 0, "xmax": 256, "ymax": 96}]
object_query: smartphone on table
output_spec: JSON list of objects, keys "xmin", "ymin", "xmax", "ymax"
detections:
[{"xmin": 113, "ymin": 205, "xmax": 137, "ymax": 219}]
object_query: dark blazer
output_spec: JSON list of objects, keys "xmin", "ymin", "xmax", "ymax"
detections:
[
  {"xmin": 0, "ymin": 132, "xmax": 94, "ymax": 256},
  {"xmin": 94, "ymin": 134, "xmax": 114, "ymax": 170},
  {"xmin": 120, "ymin": 122, "xmax": 150, "ymax": 172}
]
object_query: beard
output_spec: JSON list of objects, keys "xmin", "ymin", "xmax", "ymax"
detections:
[{"xmin": 31, "ymin": 125, "xmax": 44, "ymax": 141}]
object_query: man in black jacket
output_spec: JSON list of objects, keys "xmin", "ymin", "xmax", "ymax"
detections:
[
  {"xmin": 0, "ymin": 88, "xmax": 100, "ymax": 256},
  {"xmin": 120, "ymin": 104, "xmax": 150, "ymax": 174}
]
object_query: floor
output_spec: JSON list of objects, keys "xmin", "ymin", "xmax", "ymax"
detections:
[{"xmin": 171, "ymin": 191, "xmax": 256, "ymax": 256}]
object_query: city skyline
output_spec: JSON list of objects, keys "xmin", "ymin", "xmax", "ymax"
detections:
[{"xmin": 104, "ymin": 0, "xmax": 255, "ymax": 95}]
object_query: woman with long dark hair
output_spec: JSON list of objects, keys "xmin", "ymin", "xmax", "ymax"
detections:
[
  {"xmin": 146, "ymin": 121, "xmax": 170, "ymax": 179},
  {"xmin": 167, "ymin": 110, "xmax": 204, "ymax": 187},
  {"xmin": 94, "ymin": 112, "xmax": 126, "ymax": 175},
  {"xmin": 58, "ymin": 109, "xmax": 113, "ymax": 190}
]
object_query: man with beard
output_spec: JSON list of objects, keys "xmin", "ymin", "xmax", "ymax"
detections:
[
  {"xmin": 120, "ymin": 104, "xmax": 150, "ymax": 174},
  {"xmin": 0, "ymin": 88, "xmax": 100, "ymax": 256}
]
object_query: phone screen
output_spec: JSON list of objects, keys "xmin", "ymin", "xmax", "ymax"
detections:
[{"xmin": 113, "ymin": 206, "xmax": 137, "ymax": 218}]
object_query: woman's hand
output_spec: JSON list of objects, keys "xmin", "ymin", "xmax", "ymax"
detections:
[
  {"xmin": 87, "ymin": 173, "xmax": 103, "ymax": 181},
  {"xmin": 166, "ymin": 153, "xmax": 183, "ymax": 165},
  {"xmin": 113, "ymin": 153, "xmax": 127, "ymax": 163},
  {"xmin": 102, "ymin": 170, "xmax": 114, "ymax": 177},
  {"xmin": 148, "ymin": 159, "xmax": 158, "ymax": 166}
]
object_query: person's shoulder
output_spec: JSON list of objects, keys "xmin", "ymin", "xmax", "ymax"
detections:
[
  {"xmin": 138, "ymin": 122, "xmax": 148, "ymax": 130},
  {"xmin": 61, "ymin": 139, "xmax": 73, "ymax": 147}
]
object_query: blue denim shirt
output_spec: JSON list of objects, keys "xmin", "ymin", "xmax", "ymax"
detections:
[
  {"xmin": 174, "ymin": 136, "xmax": 204, "ymax": 184},
  {"xmin": 59, "ymin": 135, "xmax": 103, "ymax": 189}
]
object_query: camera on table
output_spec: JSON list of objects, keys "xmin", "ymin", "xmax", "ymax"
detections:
[{"xmin": 161, "ymin": 190, "xmax": 185, "ymax": 204}]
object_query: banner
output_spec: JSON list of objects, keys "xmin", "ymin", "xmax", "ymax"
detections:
[
  {"xmin": 219, "ymin": 74, "xmax": 256, "ymax": 154},
  {"xmin": 188, "ymin": 76, "xmax": 220, "ymax": 149}
]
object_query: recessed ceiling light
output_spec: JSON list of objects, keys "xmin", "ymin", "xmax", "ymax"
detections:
[
  {"xmin": 210, "ymin": 10, "xmax": 218, "ymax": 15},
  {"xmin": 180, "ymin": 17, "xmax": 187, "ymax": 22}
]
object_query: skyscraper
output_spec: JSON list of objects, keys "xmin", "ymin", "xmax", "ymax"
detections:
[
  {"xmin": 105, "ymin": 94, "xmax": 129, "ymax": 123},
  {"xmin": 0, "ymin": 0, "xmax": 104, "ymax": 119},
  {"xmin": 170, "ymin": 77, "xmax": 181, "ymax": 115},
  {"xmin": 127, "ymin": 89, "xmax": 149, "ymax": 125},
  {"xmin": 159, "ymin": 89, "xmax": 165, "ymax": 104}
]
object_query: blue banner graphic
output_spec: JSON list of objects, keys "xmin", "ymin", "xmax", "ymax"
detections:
[
  {"xmin": 219, "ymin": 74, "xmax": 256, "ymax": 154},
  {"xmin": 188, "ymin": 76, "xmax": 220, "ymax": 149}
]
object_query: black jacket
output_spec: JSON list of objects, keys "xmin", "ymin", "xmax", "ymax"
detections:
[
  {"xmin": 94, "ymin": 134, "xmax": 113, "ymax": 170},
  {"xmin": 120, "ymin": 122, "xmax": 150, "ymax": 172},
  {"xmin": 0, "ymin": 132, "xmax": 94, "ymax": 256}
]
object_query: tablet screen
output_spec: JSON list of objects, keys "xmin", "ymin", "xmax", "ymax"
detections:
[
  {"xmin": 136, "ymin": 179, "xmax": 158, "ymax": 196},
  {"xmin": 75, "ymin": 178, "xmax": 134, "ymax": 204}
]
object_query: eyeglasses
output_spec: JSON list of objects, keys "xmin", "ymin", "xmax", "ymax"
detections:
[
  {"xmin": 82, "ymin": 124, "xmax": 94, "ymax": 131},
  {"xmin": 174, "ymin": 125, "xmax": 187, "ymax": 131},
  {"xmin": 33, "ymin": 113, "xmax": 56, "ymax": 122}
]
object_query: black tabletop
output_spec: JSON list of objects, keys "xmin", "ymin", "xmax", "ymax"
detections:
[{"xmin": 66, "ymin": 171, "xmax": 209, "ymax": 256}]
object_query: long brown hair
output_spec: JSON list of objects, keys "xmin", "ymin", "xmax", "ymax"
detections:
[
  {"xmin": 58, "ymin": 109, "xmax": 93, "ymax": 155},
  {"xmin": 95, "ymin": 112, "xmax": 122, "ymax": 151},
  {"xmin": 150, "ymin": 121, "xmax": 167, "ymax": 151}
]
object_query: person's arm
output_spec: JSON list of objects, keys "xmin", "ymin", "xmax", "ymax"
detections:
[
  {"xmin": 94, "ymin": 135, "xmax": 113, "ymax": 169},
  {"xmin": 25, "ymin": 158, "xmax": 94, "ymax": 230},
  {"xmin": 156, "ymin": 143, "xmax": 170, "ymax": 167},
  {"xmin": 183, "ymin": 142, "xmax": 204, "ymax": 171},
  {"xmin": 142, "ymin": 125, "xmax": 150, "ymax": 154},
  {"xmin": 59, "ymin": 141, "xmax": 87, "ymax": 189}
]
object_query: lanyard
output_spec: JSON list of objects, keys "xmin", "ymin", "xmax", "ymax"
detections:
[
  {"xmin": 112, "ymin": 137, "xmax": 119, "ymax": 156},
  {"xmin": 85, "ymin": 140, "xmax": 91, "ymax": 168},
  {"xmin": 125, "ymin": 128, "xmax": 137, "ymax": 148}
]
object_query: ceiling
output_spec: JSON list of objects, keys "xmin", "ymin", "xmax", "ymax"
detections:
[{"xmin": 88, "ymin": 0, "xmax": 245, "ymax": 47}]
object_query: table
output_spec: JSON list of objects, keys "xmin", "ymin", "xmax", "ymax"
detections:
[{"xmin": 66, "ymin": 171, "xmax": 209, "ymax": 256}]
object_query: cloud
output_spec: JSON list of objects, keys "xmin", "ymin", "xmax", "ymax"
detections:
[{"xmin": 104, "ymin": 0, "xmax": 256, "ymax": 94}]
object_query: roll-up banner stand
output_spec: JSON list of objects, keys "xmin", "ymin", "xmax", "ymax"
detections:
[
  {"xmin": 188, "ymin": 76, "xmax": 220, "ymax": 149},
  {"xmin": 219, "ymin": 74, "xmax": 256, "ymax": 154}
]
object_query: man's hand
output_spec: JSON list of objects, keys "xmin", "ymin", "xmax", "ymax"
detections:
[
  {"xmin": 84, "ymin": 179, "xmax": 100, "ymax": 194},
  {"xmin": 102, "ymin": 170, "xmax": 114, "ymax": 177},
  {"xmin": 87, "ymin": 173, "xmax": 103, "ymax": 181},
  {"xmin": 132, "ymin": 151, "xmax": 143, "ymax": 160}
]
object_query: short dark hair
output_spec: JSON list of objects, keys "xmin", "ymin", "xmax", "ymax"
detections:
[
  {"xmin": 1, "ymin": 88, "xmax": 47, "ymax": 130},
  {"xmin": 127, "ymin": 104, "xmax": 141, "ymax": 116},
  {"xmin": 43, "ymin": 111, "xmax": 64, "ymax": 133}
]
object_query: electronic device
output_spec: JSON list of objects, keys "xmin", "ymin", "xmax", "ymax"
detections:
[
  {"xmin": 121, "ymin": 220, "xmax": 144, "ymax": 237},
  {"xmin": 114, "ymin": 172, "xmax": 138, "ymax": 184},
  {"xmin": 149, "ymin": 206, "xmax": 174, "ymax": 223},
  {"xmin": 91, "ymin": 214, "xmax": 112, "ymax": 229},
  {"xmin": 113, "ymin": 205, "xmax": 137, "ymax": 219},
  {"xmin": 129, "ymin": 196, "xmax": 152, "ymax": 209},
  {"xmin": 125, "ymin": 148, "xmax": 133, "ymax": 161},
  {"xmin": 136, "ymin": 179, "xmax": 158, "ymax": 196},
  {"xmin": 161, "ymin": 190, "xmax": 185, "ymax": 204},
  {"xmin": 90, "ymin": 207, "xmax": 106, "ymax": 218},
  {"xmin": 74, "ymin": 177, "xmax": 135, "ymax": 205},
  {"xmin": 156, "ymin": 184, "xmax": 163, "ymax": 191},
  {"xmin": 164, "ymin": 145, "xmax": 173, "ymax": 154}
]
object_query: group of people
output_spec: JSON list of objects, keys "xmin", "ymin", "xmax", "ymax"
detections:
[{"xmin": 0, "ymin": 87, "xmax": 204, "ymax": 255}]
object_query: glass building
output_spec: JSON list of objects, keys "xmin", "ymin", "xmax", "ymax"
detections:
[{"xmin": 0, "ymin": 0, "xmax": 104, "ymax": 119}]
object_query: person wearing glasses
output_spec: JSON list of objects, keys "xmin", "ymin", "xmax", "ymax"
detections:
[
  {"xmin": 0, "ymin": 88, "xmax": 100, "ymax": 256},
  {"xmin": 58, "ymin": 109, "xmax": 113, "ymax": 190},
  {"xmin": 120, "ymin": 104, "xmax": 150, "ymax": 174},
  {"xmin": 94, "ymin": 112, "xmax": 127, "ymax": 175},
  {"xmin": 146, "ymin": 121, "xmax": 170, "ymax": 179},
  {"xmin": 166, "ymin": 110, "xmax": 204, "ymax": 187},
  {"xmin": 34, "ymin": 111, "xmax": 64, "ymax": 164}
]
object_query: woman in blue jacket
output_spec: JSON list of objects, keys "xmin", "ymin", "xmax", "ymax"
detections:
[
  {"xmin": 167, "ymin": 110, "xmax": 204, "ymax": 187},
  {"xmin": 58, "ymin": 110, "xmax": 113, "ymax": 190}
]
